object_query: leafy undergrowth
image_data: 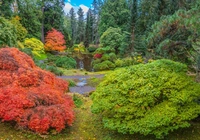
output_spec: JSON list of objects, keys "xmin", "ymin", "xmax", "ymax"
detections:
[{"xmin": 0, "ymin": 93, "xmax": 200, "ymax": 140}]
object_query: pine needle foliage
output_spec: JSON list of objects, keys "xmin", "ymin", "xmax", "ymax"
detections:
[{"xmin": 91, "ymin": 59, "xmax": 200, "ymax": 139}]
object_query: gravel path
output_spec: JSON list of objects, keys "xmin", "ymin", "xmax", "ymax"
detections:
[{"xmin": 58, "ymin": 74, "xmax": 105, "ymax": 94}]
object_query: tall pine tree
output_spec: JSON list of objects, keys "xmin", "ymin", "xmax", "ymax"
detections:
[
  {"xmin": 98, "ymin": 0, "xmax": 130, "ymax": 36},
  {"xmin": 77, "ymin": 7, "xmax": 85, "ymax": 44},
  {"xmin": 0, "ymin": 0, "xmax": 14, "ymax": 18},
  {"xmin": 42, "ymin": 0, "xmax": 65, "ymax": 34},
  {"xmin": 84, "ymin": 9, "xmax": 93, "ymax": 47},
  {"xmin": 69, "ymin": 7, "xmax": 77, "ymax": 45},
  {"xmin": 17, "ymin": 0, "xmax": 42, "ymax": 39},
  {"xmin": 128, "ymin": 0, "xmax": 138, "ymax": 52},
  {"xmin": 92, "ymin": 0, "xmax": 103, "ymax": 45}
]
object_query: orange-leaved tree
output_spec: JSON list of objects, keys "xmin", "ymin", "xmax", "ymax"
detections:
[
  {"xmin": 0, "ymin": 48, "xmax": 74, "ymax": 134},
  {"xmin": 44, "ymin": 28, "xmax": 66, "ymax": 52}
]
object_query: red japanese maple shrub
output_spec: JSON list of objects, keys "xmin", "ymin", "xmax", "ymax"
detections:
[
  {"xmin": 44, "ymin": 28, "xmax": 66, "ymax": 52},
  {"xmin": 0, "ymin": 47, "xmax": 74, "ymax": 134},
  {"xmin": 93, "ymin": 53, "xmax": 102, "ymax": 59}
]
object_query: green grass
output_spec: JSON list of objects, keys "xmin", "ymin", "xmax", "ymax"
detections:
[
  {"xmin": 58, "ymin": 68, "xmax": 110, "ymax": 76},
  {"xmin": 87, "ymin": 77, "xmax": 104, "ymax": 87},
  {"xmin": 67, "ymin": 79, "xmax": 76, "ymax": 87},
  {"xmin": 0, "ymin": 94, "xmax": 200, "ymax": 140}
]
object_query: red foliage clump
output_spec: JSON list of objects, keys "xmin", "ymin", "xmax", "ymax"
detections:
[
  {"xmin": 0, "ymin": 48, "xmax": 74, "ymax": 134},
  {"xmin": 44, "ymin": 28, "xmax": 66, "ymax": 52},
  {"xmin": 93, "ymin": 53, "xmax": 102, "ymax": 59}
]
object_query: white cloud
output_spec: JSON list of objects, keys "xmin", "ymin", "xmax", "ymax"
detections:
[
  {"xmin": 63, "ymin": 2, "xmax": 73, "ymax": 13},
  {"xmin": 64, "ymin": 3, "xmax": 89, "ymax": 15},
  {"xmin": 68, "ymin": 0, "xmax": 71, "ymax": 2},
  {"xmin": 79, "ymin": 4, "xmax": 89, "ymax": 14}
]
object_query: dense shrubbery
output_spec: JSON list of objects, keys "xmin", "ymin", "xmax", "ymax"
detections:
[
  {"xmin": 114, "ymin": 56, "xmax": 144, "ymax": 68},
  {"xmin": 92, "ymin": 46, "xmax": 116, "ymax": 71},
  {"xmin": 0, "ymin": 48, "xmax": 74, "ymax": 134},
  {"xmin": 91, "ymin": 59, "xmax": 200, "ymax": 139},
  {"xmin": 93, "ymin": 60, "xmax": 115, "ymax": 71},
  {"xmin": 92, "ymin": 46, "xmax": 143, "ymax": 71},
  {"xmin": 36, "ymin": 62, "xmax": 63, "ymax": 76},
  {"xmin": 46, "ymin": 53, "xmax": 77, "ymax": 69},
  {"xmin": 100, "ymin": 27, "xmax": 129, "ymax": 55},
  {"xmin": 0, "ymin": 17, "xmax": 17, "ymax": 47},
  {"xmin": 55, "ymin": 57, "xmax": 77, "ymax": 69},
  {"xmin": 10, "ymin": 16, "xmax": 28, "ymax": 42}
]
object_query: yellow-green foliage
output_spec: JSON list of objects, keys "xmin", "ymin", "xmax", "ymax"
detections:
[
  {"xmin": 91, "ymin": 59, "xmax": 200, "ymax": 139},
  {"xmin": 24, "ymin": 38, "xmax": 45, "ymax": 58},
  {"xmin": 17, "ymin": 41, "xmax": 24, "ymax": 49},
  {"xmin": 10, "ymin": 16, "xmax": 27, "ymax": 42},
  {"xmin": 73, "ymin": 42, "xmax": 87, "ymax": 53},
  {"xmin": 0, "ymin": 17, "xmax": 17, "ymax": 47}
]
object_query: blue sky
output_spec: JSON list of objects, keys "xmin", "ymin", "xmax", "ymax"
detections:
[
  {"xmin": 67, "ymin": 0, "xmax": 93, "ymax": 7},
  {"xmin": 64, "ymin": 0, "xmax": 93, "ymax": 14}
]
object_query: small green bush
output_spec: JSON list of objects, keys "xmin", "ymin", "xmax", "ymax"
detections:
[
  {"xmin": 45, "ymin": 65, "xmax": 63, "ymax": 76},
  {"xmin": 122, "ymin": 57, "xmax": 134, "ymax": 66},
  {"xmin": 87, "ymin": 46, "xmax": 97, "ymax": 52},
  {"xmin": 46, "ymin": 53, "xmax": 58, "ymax": 62},
  {"xmin": 101, "ymin": 54, "xmax": 110, "ymax": 61},
  {"xmin": 20, "ymin": 48, "xmax": 33, "ymax": 57},
  {"xmin": 109, "ymin": 52, "xmax": 117, "ymax": 61},
  {"xmin": 114, "ymin": 59, "xmax": 124, "ymax": 67},
  {"xmin": 92, "ymin": 59, "xmax": 102, "ymax": 66},
  {"xmin": 35, "ymin": 60, "xmax": 63, "ymax": 76},
  {"xmin": 91, "ymin": 59, "xmax": 200, "ymax": 139},
  {"xmin": 68, "ymin": 79, "xmax": 76, "ymax": 87},
  {"xmin": 55, "ymin": 56, "xmax": 77, "ymax": 69},
  {"xmin": 93, "ymin": 63, "xmax": 109, "ymax": 71},
  {"xmin": 93, "ymin": 60, "xmax": 116, "ymax": 71},
  {"xmin": 73, "ymin": 94, "xmax": 83, "ymax": 108},
  {"xmin": 94, "ymin": 46, "xmax": 115, "ymax": 54}
]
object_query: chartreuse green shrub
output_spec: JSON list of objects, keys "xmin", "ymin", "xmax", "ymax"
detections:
[
  {"xmin": 24, "ymin": 38, "xmax": 46, "ymax": 60},
  {"xmin": 91, "ymin": 59, "xmax": 200, "ymax": 139}
]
